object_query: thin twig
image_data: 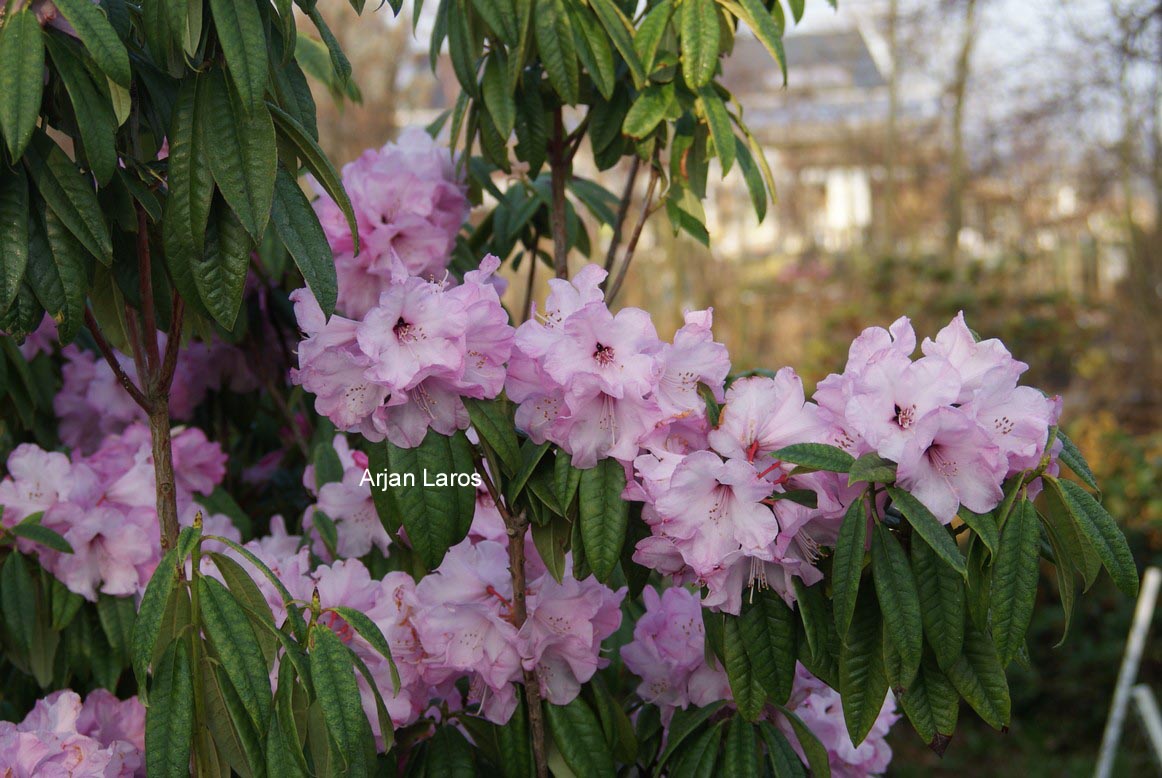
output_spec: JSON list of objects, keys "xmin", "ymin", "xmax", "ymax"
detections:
[
  {"xmin": 602, "ymin": 157, "xmax": 642, "ymax": 278},
  {"xmin": 84, "ymin": 309, "xmax": 149, "ymax": 409},
  {"xmin": 137, "ymin": 208, "xmax": 160, "ymax": 374},
  {"xmin": 158, "ymin": 292, "xmax": 185, "ymax": 394},
  {"xmin": 606, "ymin": 163, "xmax": 661, "ymax": 305}
]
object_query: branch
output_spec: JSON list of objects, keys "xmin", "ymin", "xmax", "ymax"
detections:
[
  {"xmin": 136, "ymin": 207, "xmax": 160, "ymax": 375},
  {"xmin": 519, "ymin": 239, "xmax": 538, "ymax": 326},
  {"xmin": 549, "ymin": 107, "xmax": 569, "ymax": 280},
  {"xmin": 84, "ymin": 309, "xmax": 150, "ymax": 409},
  {"xmin": 471, "ymin": 445, "xmax": 549, "ymax": 778},
  {"xmin": 605, "ymin": 162, "xmax": 661, "ymax": 305},
  {"xmin": 602, "ymin": 156, "xmax": 641, "ymax": 278}
]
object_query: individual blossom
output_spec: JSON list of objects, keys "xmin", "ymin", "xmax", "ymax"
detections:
[
  {"xmin": 312, "ymin": 127, "xmax": 469, "ymax": 318},
  {"xmin": 0, "ymin": 690, "xmax": 144, "ymax": 777},
  {"xmin": 774, "ymin": 663, "xmax": 898, "ymax": 778},
  {"xmin": 518, "ymin": 571, "xmax": 625, "ymax": 705},
  {"xmin": 708, "ymin": 371, "xmax": 826, "ymax": 462}
]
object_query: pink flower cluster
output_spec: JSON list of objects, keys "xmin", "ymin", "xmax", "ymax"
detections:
[
  {"xmin": 224, "ymin": 506, "xmax": 624, "ymax": 736},
  {"xmin": 0, "ymin": 690, "xmax": 145, "ymax": 777},
  {"xmin": 311, "ymin": 127, "xmax": 469, "ymax": 318},
  {"xmin": 507, "ymin": 265, "xmax": 730, "ymax": 468},
  {"xmin": 620, "ymin": 586, "xmax": 898, "ymax": 777},
  {"xmin": 775, "ymin": 664, "xmax": 899, "ymax": 778},
  {"xmin": 630, "ymin": 370, "xmax": 846, "ymax": 614},
  {"xmin": 291, "ymin": 256, "xmax": 514, "ymax": 448},
  {"xmin": 619, "ymin": 586, "xmax": 731, "ymax": 724},
  {"xmin": 814, "ymin": 313, "xmax": 1061, "ymax": 521},
  {"xmin": 0, "ymin": 423, "xmax": 236, "ymax": 600},
  {"xmin": 55, "ymin": 336, "xmax": 257, "ymax": 454}
]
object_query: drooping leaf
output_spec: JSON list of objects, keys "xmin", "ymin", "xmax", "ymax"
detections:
[
  {"xmin": 23, "ymin": 132, "xmax": 113, "ymax": 266},
  {"xmin": 912, "ymin": 532, "xmax": 965, "ymax": 670},
  {"xmin": 832, "ymin": 496, "xmax": 867, "ymax": 640},
  {"xmin": 464, "ymin": 397, "xmax": 522, "ymax": 476},
  {"xmin": 0, "ymin": 10, "xmax": 45, "ymax": 159},
  {"xmin": 656, "ymin": 702, "xmax": 726, "ymax": 771},
  {"xmin": 587, "ymin": 0, "xmax": 645, "ymax": 86},
  {"xmin": 886, "ymin": 487, "xmax": 966, "ymax": 577},
  {"xmin": 989, "ymin": 498, "xmax": 1041, "ymax": 666},
  {"xmin": 193, "ymin": 197, "xmax": 252, "ymax": 329},
  {"xmin": 131, "ymin": 548, "xmax": 180, "ymax": 694},
  {"xmin": 670, "ymin": 720, "xmax": 724, "ymax": 778},
  {"xmin": 578, "ymin": 457, "xmax": 629, "ymax": 583},
  {"xmin": 534, "ymin": 0, "xmax": 579, "ymax": 104},
  {"xmin": 0, "ymin": 167, "xmax": 30, "ymax": 315},
  {"xmin": 198, "ymin": 577, "xmax": 273, "ymax": 729},
  {"xmin": 1055, "ymin": 478, "xmax": 1138, "ymax": 597},
  {"xmin": 739, "ymin": 587, "xmax": 797, "ymax": 707},
  {"xmin": 1057, "ymin": 430, "xmax": 1100, "ymax": 494},
  {"xmin": 871, "ymin": 524, "xmax": 922, "ymax": 686},
  {"xmin": 208, "ymin": 0, "xmax": 268, "ymax": 109},
  {"xmin": 771, "ymin": 704, "xmax": 832, "ymax": 778},
  {"xmin": 43, "ymin": 34, "xmax": 118, "ymax": 184},
  {"xmin": 145, "ymin": 640, "xmax": 195, "ymax": 778},
  {"xmin": 723, "ymin": 614, "xmax": 767, "ymax": 721},
  {"xmin": 271, "ymin": 166, "xmax": 337, "ymax": 316},
  {"xmin": 839, "ymin": 584, "xmax": 889, "ymax": 746},
  {"xmin": 944, "ymin": 624, "xmax": 1010, "ymax": 730},
  {"xmin": 52, "ymin": 0, "xmax": 132, "ymax": 87},
  {"xmin": 720, "ymin": 719, "xmax": 759, "ymax": 778},
  {"xmin": 681, "ymin": 0, "xmax": 720, "ymax": 88},
  {"xmin": 309, "ymin": 625, "xmax": 374, "ymax": 776},
  {"xmin": 545, "ymin": 696, "xmax": 616, "ymax": 778}
]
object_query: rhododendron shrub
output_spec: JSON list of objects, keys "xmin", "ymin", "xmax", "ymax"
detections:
[{"xmin": 0, "ymin": 0, "xmax": 1139, "ymax": 775}]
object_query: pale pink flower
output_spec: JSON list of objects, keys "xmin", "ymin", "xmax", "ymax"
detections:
[{"xmin": 708, "ymin": 371, "xmax": 826, "ymax": 462}]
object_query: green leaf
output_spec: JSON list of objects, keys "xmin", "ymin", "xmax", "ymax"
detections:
[
  {"xmin": 464, "ymin": 397, "xmax": 522, "ymax": 475},
  {"xmin": 724, "ymin": 0, "xmax": 787, "ymax": 82},
  {"xmin": 207, "ymin": 551, "xmax": 278, "ymax": 665},
  {"xmin": 52, "ymin": 0, "xmax": 131, "ymax": 87},
  {"xmin": 546, "ymin": 696, "xmax": 617, "ymax": 778},
  {"xmin": 29, "ymin": 205, "xmax": 88, "ymax": 342},
  {"xmin": 43, "ymin": 35, "xmax": 117, "ymax": 185},
  {"xmin": 1040, "ymin": 476, "xmax": 1101, "ymax": 590},
  {"xmin": 203, "ymin": 71, "xmax": 277, "ymax": 240},
  {"xmin": 895, "ymin": 654, "xmax": 959, "ymax": 753},
  {"xmin": 482, "ymin": 53, "xmax": 516, "ymax": 139},
  {"xmin": 268, "ymin": 102, "xmax": 359, "ymax": 255},
  {"xmin": 327, "ymin": 606, "xmax": 401, "ymax": 692},
  {"xmin": 343, "ymin": 643, "xmax": 396, "ymax": 755},
  {"xmin": 944, "ymin": 624, "xmax": 1010, "ymax": 730},
  {"xmin": 623, "ymin": 83, "xmax": 675, "ymax": 139},
  {"xmin": 1057, "ymin": 430, "xmax": 1100, "ymax": 495},
  {"xmin": 495, "ymin": 694, "xmax": 535, "ymax": 778},
  {"xmin": 0, "ymin": 167, "xmax": 30, "ymax": 315},
  {"xmin": 198, "ymin": 576, "xmax": 273, "ymax": 729},
  {"xmin": 657, "ymin": 702, "xmax": 727, "ymax": 771},
  {"xmin": 9, "ymin": 519, "xmax": 72, "ymax": 553},
  {"xmin": 956, "ymin": 507, "xmax": 999, "ymax": 557},
  {"xmin": 720, "ymin": 719, "xmax": 758, "ymax": 778},
  {"xmin": 427, "ymin": 726, "xmax": 477, "ymax": 777},
  {"xmin": 146, "ymin": 640, "xmax": 195, "ymax": 778},
  {"xmin": 633, "ymin": 0, "xmax": 673, "ymax": 74},
  {"xmin": 757, "ymin": 721, "xmax": 806, "ymax": 778},
  {"xmin": 1038, "ymin": 505, "xmax": 1078, "ymax": 647},
  {"xmin": 202, "ymin": 660, "xmax": 263, "ymax": 778},
  {"xmin": 532, "ymin": 515, "xmax": 570, "ymax": 584},
  {"xmin": 578, "ymin": 457, "xmax": 629, "ymax": 582},
  {"xmin": 670, "ymin": 720, "xmax": 724, "ymax": 778},
  {"xmin": 871, "ymin": 524, "xmax": 922, "ymax": 685},
  {"xmin": 0, "ymin": 10, "xmax": 45, "ymax": 159},
  {"xmin": 208, "ymin": 0, "xmax": 268, "ymax": 110},
  {"xmin": 697, "ymin": 86, "xmax": 735, "ymax": 173},
  {"xmin": 587, "ymin": 0, "xmax": 646, "ymax": 86},
  {"xmin": 831, "ymin": 496, "xmax": 867, "ymax": 640},
  {"xmin": 473, "ymin": 0, "xmax": 519, "ymax": 44},
  {"xmin": 310, "ymin": 625, "xmax": 374, "ymax": 775},
  {"xmin": 723, "ymin": 614, "xmax": 767, "ymax": 721},
  {"xmin": 23, "ymin": 132, "xmax": 113, "ymax": 266},
  {"xmin": 163, "ymin": 77, "xmax": 214, "ymax": 319},
  {"xmin": 131, "ymin": 548, "xmax": 180, "ymax": 693},
  {"xmin": 388, "ymin": 429, "xmax": 477, "ymax": 569},
  {"xmin": 739, "ymin": 587, "xmax": 797, "ymax": 706},
  {"xmin": 569, "ymin": 3, "xmax": 615, "ymax": 100},
  {"xmin": 194, "ymin": 197, "xmax": 252, "ymax": 329},
  {"xmin": 886, "ymin": 487, "xmax": 966, "ymax": 577},
  {"xmin": 771, "ymin": 704, "xmax": 832, "ymax": 778},
  {"xmin": 271, "ymin": 166, "xmax": 337, "ymax": 315},
  {"xmin": 771, "ymin": 443, "xmax": 854, "ymax": 473},
  {"xmin": 989, "ymin": 498, "xmax": 1040, "ymax": 666},
  {"xmin": 912, "ymin": 532, "xmax": 965, "ymax": 670},
  {"xmin": 839, "ymin": 584, "xmax": 888, "ymax": 746},
  {"xmin": 732, "ymin": 141, "xmax": 768, "ymax": 223},
  {"xmin": 1055, "ymin": 477, "xmax": 1138, "ymax": 597},
  {"xmin": 681, "ymin": 0, "xmax": 719, "ymax": 88},
  {"xmin": 97, "ymin": 593, "xmax": 136, "ymax": 665},
  {"xmin": 535, "ymin": 0, "xmax": 580, "ymax": 104},
  {"xmin": 847, "ymin": 453, "xmax": 897, "ymax": 485},
  {"xmin": 0, "ymin": 552, "xmax": 35, "ymax": 657}
]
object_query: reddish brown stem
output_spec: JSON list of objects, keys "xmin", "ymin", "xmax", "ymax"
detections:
[
  {"xmin": 606, "ymin": 163, "xmax": 661, "ymax": 305},
  {"xmin": 549, "ymin": 107, "xmax": 569, "ymax": 281},
  {"xmin": 84, "ymin": 309, "xmax": 149, "ymax": 410},
  {"xmin": 137, "ymin": 209, "xmax": 160, "ymax": 374}
]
